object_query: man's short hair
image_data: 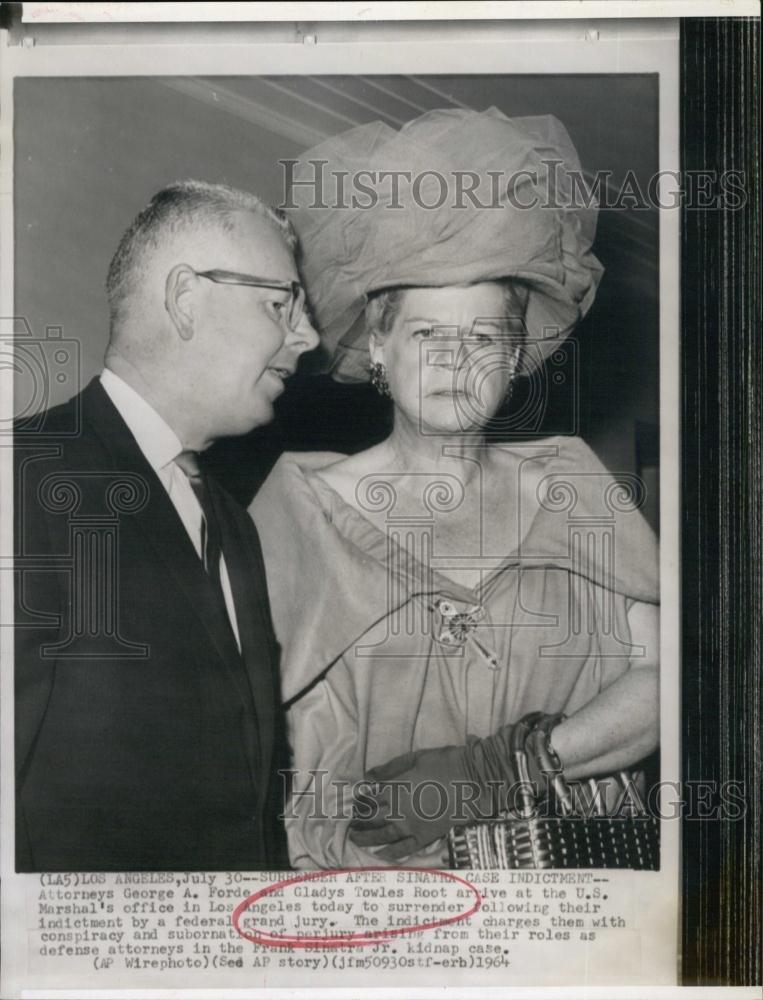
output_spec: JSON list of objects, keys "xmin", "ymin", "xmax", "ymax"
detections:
[{"xmin": 106, "ymin": 180, "xmax": 297, "ymax": 333}]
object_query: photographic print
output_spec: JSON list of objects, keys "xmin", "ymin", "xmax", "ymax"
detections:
[{"xmin": 1, "ymin": 3, "xmax": 759, "ymax": 995}]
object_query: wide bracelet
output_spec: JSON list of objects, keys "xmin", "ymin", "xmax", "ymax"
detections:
[
  {"xmin": 531, "ymin": 712, "xmax": 567, "ymax": 773},
  {"xmin": 511, "ymin": 713, "xmax": 545, "ymax": 816},
  {"xmin": 521, "ymin": 712, "xmax": 573, "ymax": 815}
]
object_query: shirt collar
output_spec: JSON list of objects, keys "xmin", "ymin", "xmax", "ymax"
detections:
[{"xmin": 100, "ymin": 368, "xmax": 184, "ymax": 473}]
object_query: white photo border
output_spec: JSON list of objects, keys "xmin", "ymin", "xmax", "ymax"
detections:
[{"xmin": 1, "ymin": 14, "xmax": 685, "ymax": 998}]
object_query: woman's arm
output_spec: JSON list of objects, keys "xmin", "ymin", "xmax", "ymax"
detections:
[
  {"xmin": 350, "ymin": 600, "xmax": 660, "ymax": 853},
  {"xmin": 286, "ymin": 656, "xmax": 443, "ymax": 869},
  {"xmin": 551, "ymin": 600, "xmax": 659, "ymax": 779}
]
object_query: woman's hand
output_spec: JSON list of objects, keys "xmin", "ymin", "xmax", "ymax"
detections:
[
  {"xmin": 349, "ymin": 729, "xmax": 520, "ymax": 854},
  {"xmin": 349, "ymin": 744, "xmax": 476, "ymax": 857}
]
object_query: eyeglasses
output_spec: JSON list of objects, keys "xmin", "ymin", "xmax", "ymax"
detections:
[{"xmin": 195, "ymin": 268, "xmax": 306, "ymax": 332}]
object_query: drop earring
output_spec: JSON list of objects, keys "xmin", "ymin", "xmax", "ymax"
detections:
[{"xmin": 369, "ymin": 362, "xmax": 391, "ymax": 397}]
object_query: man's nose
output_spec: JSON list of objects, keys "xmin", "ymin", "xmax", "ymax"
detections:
[{"xmin": 290, "ymin": 313, "xmax": 320, "ymax": 353}]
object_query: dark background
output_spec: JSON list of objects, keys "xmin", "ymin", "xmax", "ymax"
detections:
[
  {"xmin": 680, "ymin": 17, "xmax": 761, "ymax": 985},
  {"xmin": 14, "ymin": 74, "xmax": 660, "ymax": 526}
]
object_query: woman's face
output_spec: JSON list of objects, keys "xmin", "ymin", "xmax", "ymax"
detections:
[{"xmin": 370, "ymin": 283, "xmax": 524, "ymax": 434}]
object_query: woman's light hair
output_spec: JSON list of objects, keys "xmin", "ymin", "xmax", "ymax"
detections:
[
  {"xmin": 365, "ymin": 281, "xmax": 530, "ymax": 339},
  {"xmin": 106, "ymin": 179, "xmax": 297, "ymax": 334}
]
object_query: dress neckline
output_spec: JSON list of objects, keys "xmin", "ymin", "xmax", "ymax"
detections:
[{"xmin": 299, "ymin": 456, "xmax": 518, "ymax": 606}]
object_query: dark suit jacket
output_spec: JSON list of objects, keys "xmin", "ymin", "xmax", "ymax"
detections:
[{"xmin": 14, "ymin": 378, "xmax": 290, "ymax": 871}]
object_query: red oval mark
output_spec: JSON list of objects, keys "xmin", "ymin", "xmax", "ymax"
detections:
[{"xmin": 232, "ymin": 867, "xmax": 481, "ymax": 949}]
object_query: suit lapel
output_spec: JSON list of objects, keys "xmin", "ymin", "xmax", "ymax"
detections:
[{"xmin": 81, "ymin": 380, "xmax": 250, "ymax": 715}]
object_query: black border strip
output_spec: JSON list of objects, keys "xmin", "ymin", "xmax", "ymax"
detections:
[{"xmin": 681, "ymin": 15, "xmax": 762, "ymax": 985}]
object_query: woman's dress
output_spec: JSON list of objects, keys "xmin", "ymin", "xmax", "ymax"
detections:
[{"xmin": 250, "ymin": 436, "xmax": 659, "ymax": 869}]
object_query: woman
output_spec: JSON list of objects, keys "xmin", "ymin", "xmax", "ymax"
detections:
[{"xmin": 251, "ymin": 108, "xmax": 659, "ymax": 869}]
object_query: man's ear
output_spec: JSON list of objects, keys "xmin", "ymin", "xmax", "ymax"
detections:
[{"xmin": 165, "ymin": 264, "xmax": 197, "ymax": 341}]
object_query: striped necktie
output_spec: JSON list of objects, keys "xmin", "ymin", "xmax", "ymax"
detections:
[{"xmin": 174, "ymin": 450, "xmax": 223, "ymax": 585}]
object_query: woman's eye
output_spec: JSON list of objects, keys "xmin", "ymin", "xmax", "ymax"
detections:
[
  {"xmin": 468, "ymin": 326, "xmax": 501, "ymax": 345},
  {"xmin": 412, "ymin": 327, "xmax": 433, "ymax": 339}
]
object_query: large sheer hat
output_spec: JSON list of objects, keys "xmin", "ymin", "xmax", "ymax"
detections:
[{"xmin": 286, "ymin": 107, "xmax": 604, "ymax": 382}]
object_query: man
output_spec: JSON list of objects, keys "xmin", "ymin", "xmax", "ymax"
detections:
[{"xmin": 14, "ymin": 180, "xmax": 319, "ymax": 871}]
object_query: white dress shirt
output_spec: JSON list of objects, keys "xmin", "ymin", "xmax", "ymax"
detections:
[{"xmin": 100, "ymin": 368, "xmax": 241, "ymax": 650}]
